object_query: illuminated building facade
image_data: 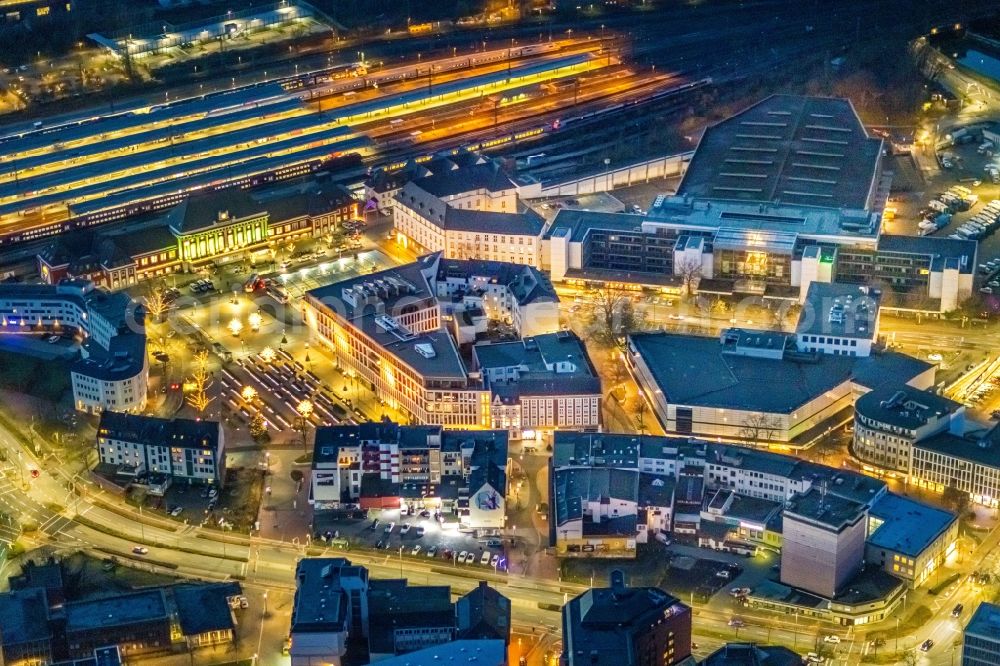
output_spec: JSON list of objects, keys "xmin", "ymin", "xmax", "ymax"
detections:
[
  {"xmin": 37, "ymin": 180, "xmax": 358, "ymax": 288},
  {"xmin": 0, "ymin": 279, "xmax": 148, "ymax": 414},
  {"xmin": 303, "ymin": 254, "xmax": 572, "ymax": 436}
]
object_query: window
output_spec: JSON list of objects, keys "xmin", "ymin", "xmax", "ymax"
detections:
[{"xmin": 36, "ymin": 6, "xmax": 50, "ymax": 16}]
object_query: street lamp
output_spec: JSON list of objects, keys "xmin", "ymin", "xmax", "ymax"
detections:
[
  {"xmin": 260, "ymin": 346, "xmax": 276, "ymax": 363},
  {"xmin": 248, "ymin": 311, "xmax": 263, "ymax": 332},
  {"xmin": 228, "ymin": 317, "xmax": 243, "ymax": 337},
  {"xmin": 297, "ymin": 400, "xmax": 314, "ymax": 452},
  {"xmin": 241, "ymin": 386, "xmax": 257, "ymax": 403}
]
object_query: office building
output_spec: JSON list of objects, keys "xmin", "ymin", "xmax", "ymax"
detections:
[
  {"xmin": 309, "ymin": 423, "xmax": 507, "ymax": 529},
  {"xmin": 392, "ymin": 160, "xmax": 545, "ymax": 266},
  {"xmin": 911, "ymin": 423, "xmax": 1000, "ymax": 508},
  {"xmin": 365, "ymin": 151, "xmax": 492, "ymax": 214},
  {"xmin": 474, "ymin": 331, "xmax": 602, "ymax": 440},
  {"xmin": 539, "ymin": 96, "xmax": 975, "ymax": 312},
  {"xmin": 627, "ymin": 328, "xmax": 933, "ymax": 447},
  {"xmin": 963, "ymin": 602, "xmax": 1000, "ymax": 666},
  {"xmin": 562, "ymin": 571, "xmax": 692, "ymax": 666},
  {"xmin": 96, "ymin": 412, "xmax": 225, "ymax": 490},
  {"xmin": 853, "ymin": 385, "xmax": 964, "ymax": 473},
  {"xmin": 303, "ymin": 254, "xmax": 593, "ymax": 437},
  {"xmin": 865, "ymin": 493, "xmax": 957, "ymax": 588},
  {"xmin": 779, "ymin": 488, "xmax": 868, "ymax": 598},
  {"xmin": 794, "ymin": 283, "xmax": 880, "ymax": 356},
  {"xmin": 0, "ymin": 279, "xmax": 148, "ymax": 414},
  {"xmin": 0, "ymin": 0, "xmax": 71, "ymax": 28}
]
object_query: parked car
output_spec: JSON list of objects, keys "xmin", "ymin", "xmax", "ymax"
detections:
[
  {"xmin": 400, "ymin": 524, "xmax": 411, "ymax": 535},
  {"xmin": 426, "ymin": 546, "xmax": 437, "ymax": 558},
  {"xmin": 480, "ymin": 551, "xmax": 491, "ymax": 565},
  {"xmin": 823, "ymin": 635, "xmax": 841, "ymax": 644},
  {"xmin": 458, "ymin": 551, "xmax": 469, "ymax": 563},
  {"xmin": 411, "ymin": 545, "xmax": 421, "ymax": 556},
  {"xmin": 132, "ymin": 546, "xmax": 149, "ymax": 555}
]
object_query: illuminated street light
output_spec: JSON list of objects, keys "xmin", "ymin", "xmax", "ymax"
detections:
[
  {"xmin": 248, "ymin": 311, "xmax": 263, "ymax": 331},
  {"xmin": 260, "ymin": 346, "xmax": 277, "ymax": 363},
  {"xmin": 228, "ymin": 317, "xmax": 243, "ymax": 337},
  {"xmin": 241, "ymin": 386, "xmax": 258, "ymax": 403}
]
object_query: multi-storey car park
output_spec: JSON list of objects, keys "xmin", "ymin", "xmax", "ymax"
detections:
[{"xmin": 0, "ymin": 48, "xmax": 604, "ymax": 247}]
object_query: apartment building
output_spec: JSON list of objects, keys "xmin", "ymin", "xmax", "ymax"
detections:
[
  {"xmin": 309, "ymin": 422, "xmax": 507, "ymax": 529},
  {"xmin": 96, "ymin": 412, "xmax": 225, "ymax": 489},
  {"xmin": 562, "ymin": 571, "xmax": 692, "ymax": 666}
]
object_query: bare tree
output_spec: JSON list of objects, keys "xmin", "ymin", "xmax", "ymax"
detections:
[
  {"xmin": 143, "ymin": 284, "xmax": 168, "ymax": 324},
  {"xmin": 676, "ymin": 257, "xmax": 703, "ymax": 299},
  {"xmin": 771, "ymin": 302, "xmax": 801, "ymax": 332},
  {"xmin": 739, "ymin": 414, "xmax": 781, "ymax": 447},
  {"xmin": 185, "ymin": 350, "xmax": 214, "ymax": 414},
  {"xmin": 586, "ymin": 284, "xmax": 645, "ymax": 349}
]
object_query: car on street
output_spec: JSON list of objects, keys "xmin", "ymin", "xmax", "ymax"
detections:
[
  {"xmin": 823, "ymin": 635, "xmax": 841, "ymax": 644},
  {"xmin": 953, "ymin": 603, "xmax": 964, "ymax": 618},
  {"xmin": 132, "ymin": 546, "xmax": 149, "ymax": 555},
  {"xmin": 920, "ymin": 639, "xmax": 934, "ymax": 652},
  {"xmin": 727, "ymin": 618, "xmax": 744, "ymax": 627}
]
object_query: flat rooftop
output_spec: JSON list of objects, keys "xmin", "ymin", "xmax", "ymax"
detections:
[
  {"xmin": 65, "ymin": 590, "xmax": 167, "ymax": 632},
  {"xmin": 784, "ymin": 487, "xmax": 866, "ymax": 531},
  {"xmin": 854, "ymin": 384, "xmax": 962, "ymax": 430},
  {"xmin": 628, "ymin": 331, "xmax": 930, "ymax": 414},
  {"xmin": 965, "ymin": 601, "xmax": 1000, "ymax": 639},
  {"xmin": 305, "ymin": 254, "xmax": 469, "ymax": 380},
  {"xmin": 674, "ymin": 95, "xmax": 882, "ymax": 211},
  {"xmin": 915, "ymin": 426, "xmax": 1000, "ymax": 467},
  {"xmin": 867, "ymin": 493, "xmax": 955, "ymax": 559},
  {"xmin": 796, "ymin": 282, "xmax": 881, "ymax": 340}
]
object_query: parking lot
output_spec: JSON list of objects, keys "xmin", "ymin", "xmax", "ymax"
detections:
[{"xmin": 312, "ymin": 506, "xmax": 511, "ymax": 573}]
